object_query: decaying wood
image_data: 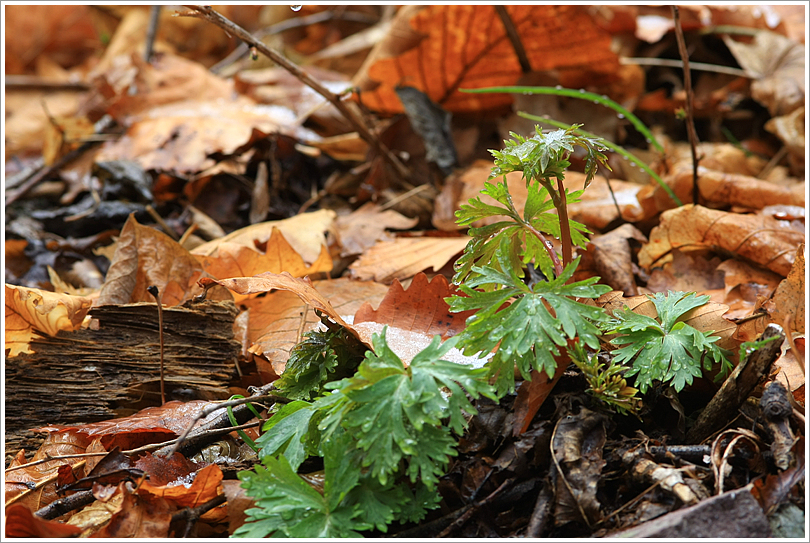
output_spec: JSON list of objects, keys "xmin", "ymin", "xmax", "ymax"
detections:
[
  {"xmin": 5, "ymin": 300, "xmax": 241, "ymax": 456},
  {"xmin": 686, "ymin": 323, "xmax": 785, "ymax": 444}
]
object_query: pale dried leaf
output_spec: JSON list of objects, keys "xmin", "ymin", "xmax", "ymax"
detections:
[
  {"xmin": 5, "ymin": 284, "xmax": 92, "ymax": 356},
  {"xmin": 335, "ymin": 202, "xmax": 418, "ymax": 256},
  {"xmin": 348, "ymin": 237, "xmax": 470, "ymax": 283}
]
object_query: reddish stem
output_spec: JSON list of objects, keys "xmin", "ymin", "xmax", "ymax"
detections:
[{"xmin": 556, "ymin": 177, "xmax": 572, "ymax": 268}]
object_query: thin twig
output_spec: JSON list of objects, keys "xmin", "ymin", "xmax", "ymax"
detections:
[
  {"xmin": 147, "ymin": 286, "xmax": 166, "ymax": 405},
  {"xmin": 620, "ymin": 57, "xmax": 752, "ymax": 78},
  {"xmin": 182, "ymin": 5, "xmax": 411, "ymax": 182},
  {"xmin": 145, "ymin": 5, "xmax": 162, "ymax": 63},
  {"xmin": 495, "ymin": 6, "xmax": 531, "ymax": 73},
  {"xmin": 672, "ymin": 6, "xmax": 702, "ymax": 205}
]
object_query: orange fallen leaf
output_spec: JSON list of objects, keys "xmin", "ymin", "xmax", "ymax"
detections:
[
  {"xmin": 4, "ymin": 284, "xmax": 92, "ymax": 356},
  {"xmin": 191, "ymin": 209, "xmax": 336, "ymax": 265},
  {"xmin": 194, "ymin": 228, "xmax": 333, "ymax": 297},
  {"xmin": 138, "ymin": 463, "xmax": 223, "ymax": 509},
  {"xmin": 96, "ymin": 214, "xmax": 204, "ymax": 307},
  {"xmin": 354, "ymin": 5, "xmax": 620, "ymax": 114},
  {"xmin": 354, "ymin": 272, "xmax": 474, "ymax": 340},
  {"xmin": 638, "ymin": 204, "xmax": 804, "ymax": 277},
  {"xmin": 244, "ymin": 278, "xmax": 388, "ymax": 376},
  {"xmin": 4, "ymin": 503, "xmax": 83, "ymax": 538}
]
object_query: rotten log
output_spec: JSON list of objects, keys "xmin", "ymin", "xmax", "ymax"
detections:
[{"xmin": 5, "ymin": 299, "xmax": 241, "ymax": 456}]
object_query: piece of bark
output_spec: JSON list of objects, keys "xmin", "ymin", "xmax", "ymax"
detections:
[
  {"xmin": 686, "ymin": 323, "xmax": 785, "ymax": 444},
  {"xmin": 760, "ymin": 380, "xmax": 796, "ymax": 470},
  {"xmin": 5, "ymin": 300, "xmax": 241, "ymax": 455},
  {"xmin": 607, "ymin": 485, "xmax": 772, "ymax": 538}
]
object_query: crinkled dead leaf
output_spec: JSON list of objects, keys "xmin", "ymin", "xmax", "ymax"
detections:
[
  {"xmin": 4, "ymin": 284, "xmax": 92, "ymax": 356},
  {"xmin": 199, "ymin": 272, "xmax": 352, "ymax": 331},
  {"xmin": 96, "ymin": 214, "xmax": 204, "ymax": 306},
  {"xmin": 723, "ymin": 30, "xmax": 805, "ymax": 116},
  {"xmin": 646, "ymin": 249, "xmax": 725, "ymax": 296},
  {"xmin": 771, "ymin": 244, "xmax": 805, "ymax": 336},
  {"xmin": 348, "ymin": 237, "xmax": 470, "ymax": 283},
  {"xmin": 93, "ymin": 482, "xmax": 173, "ymax": 538},
  {"xmin": 354, "ymin": 5, "xmax": 620, "ymax": 114},
  {"xmin": 243, "ymin": 278, "xmax": 387, "ymax": 376},
  {"xmin": 335, "ymin": 202, "xmax": 417, "ymax": 257},
  {"xmin": 192, "ymin": 209, "xmax": 336, "ymax": 265},
  {"xmin": 138, "ymin": 463, "xmax": 223, "ymax": 509},
  {"xmin": 354, "ymin": 272, "xmax": 474, "ymax": 339},
  {"xmin": 638, "ymin": 205, "xmax": 804, "ymax": 277},
  {"xmin": 586, "ymin": 224, "xmax": 647, "ymax": 296},
  {"xmin": 641, "ymin": 161, "xmax": 805, "ymax": 212},
  {"xmin": 765, "ymin": 106, "xmax": 805, "ymax": 168}
]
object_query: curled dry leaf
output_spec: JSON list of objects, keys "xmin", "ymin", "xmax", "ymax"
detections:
[
  {"xmin": 138, "ymin": 463, "xmax": 223, "ymax": 509},
  {"xmin": 723, "ymin": 30, "xmax": 805, "ymax": 116},
  {"xmin": 354, "ymin": 5, "xmax": 620, "ymax": 114},
  {"xmin": 4, "ymin": 503, "xmax": 83, "ymax": 538},
  {"xmin": 5, "ymin": 284, "xmax": 92, "ymax": 356},
  {"xmin": 641, "ymin": 161, "xmax": 805, "ymax": 212},
  {"xmin": 199, "ymin": 272, "xmax": 352, "ymax": 331},
  {"xmin": 96, "ymin": 214, "xmax": 204, "ymax": 307},
  {"xmin": 93, "ymin": 482, "xmax": 174, "ymax": 538},
  {"xmin": 638, "ymin": 204, "xmax": 804, "ymax": 277},
  {"xmin": 586, "ymin": 224, "xmax": 647, "ymax": 296},
  {"xmin": 348, "ymin": 236, "xmax": 470, "ymax": 283}
]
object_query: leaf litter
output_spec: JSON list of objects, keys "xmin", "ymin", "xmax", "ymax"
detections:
[{"xmin": 4, "ymin": 4, "xmax": 805, "ymax": 539}]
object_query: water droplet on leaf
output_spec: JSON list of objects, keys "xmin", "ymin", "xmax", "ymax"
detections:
[
  {"xmin": 617, "ymin": 113, "xmax": 625, "ymax": 119},
  {"xmin": 290, "ymin": 5, "xmax": 302, "ymax": 11}
]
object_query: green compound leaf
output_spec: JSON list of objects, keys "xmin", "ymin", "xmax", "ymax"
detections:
[
  {"xmin": 449, "ymin": 256, "xmax": 611, "ymax": 395},
  {"xmin": 453, "ymin": 176, "xmax": 592, "ymax": 286},
  {"xmin": 256, "ymin": 400, "xmax": 317, "ymax": 472},
  {"xmin": 234, "ymin": 452, "xmax": 364, "ymax": 538},
  {"xmin": 319, "ymin": 329, "xmax": 494, "ymax": 489},
  {"xmin": 608, "ymin": 291, "xmax": 733, "ymax": 393},
  {"xmin": 273, "ymin": 317, "xmax": 367, "ymax": 401}
]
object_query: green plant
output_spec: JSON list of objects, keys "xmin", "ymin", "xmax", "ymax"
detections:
[
  {"xmin": 234, "ymin": 329, "xmax": 496, "ymax": 537},
  {"xmin": 606, "ymin": 291, "xmax": 733, "ymax": 393}
]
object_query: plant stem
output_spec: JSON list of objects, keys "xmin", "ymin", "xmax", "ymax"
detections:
[
  {"xmin": 555, "ymin": 177, "xmax": 572, "ymax": 268},
  {"xmin": 672, "ymin": 6, "xmax": 701, "ymax": 204},
  {"xmin": 147, "ymin": 285, "xmax": 165, "ymax": 405}
]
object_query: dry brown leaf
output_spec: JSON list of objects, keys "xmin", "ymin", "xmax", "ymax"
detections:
[
  {"xmin": 643, "ymin": 161, "xmax": 805, "ymax": 213},
  {"xmin": 192, "ymin": 209, "xmax": 336, "ymax": 265},
  {"xmin": 199, "ymin": 272, "xmax": 352, "ymax": 331},
  {"xmin": 586, "ymin": 224, "xmax": 647, "ymax": 296},
  {"xmin": 5, "ymin": 284, "xmax": 92, "ymax": 357},
  {"xmin": 335, "ymin": 202, "xmax": 418, "ymax": 257},
  {"xmin": 194, "ymin": 228, "xmax": 333, "ymax": 288},
  {"xmin": 244, "ymin": 278, "xmax": 388, "ymax": 376},
  {"xmin": 723, "ymin": 30, "xmax": 805, "ymax": 116},
  {"xmin": 354, "ymin": 272, "xmax": 474, "ymax": 340},
  {"xmin": 638, "ymin": 205, "xmax": 804, "ymax": 277},
  {"xmin": 96, "ymin": 214, "xmax": 204, "ymax": 307},
  {"xmin": 771, "ymin": 244, "xmax": 805, "ymax": 336},
  {"xmin": 348, "ymin": 236, "xmax": 470, "ymax": 283},
  {"xmin": 646, "ymin": 249, "xmax": 725, "ymax": 296},
  {"xmin": 353, "ymin": 5, "xmax": 620, "ymax": 114}
]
